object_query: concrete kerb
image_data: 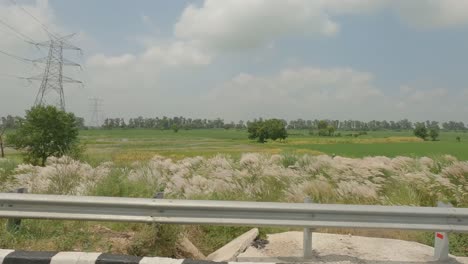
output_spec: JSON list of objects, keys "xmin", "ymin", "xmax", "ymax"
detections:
[{"xmin": 0, "ymin": 250, "xmax": 276, "ymax": 264}]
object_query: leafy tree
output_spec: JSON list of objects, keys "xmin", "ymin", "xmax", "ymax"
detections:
[
  {"xmin": 429, "ymin": 127, "xmax": 439, "ymax": 141},
  {"xmin": 265, "ymin": 119, "xmax": 288, "ymax": 141},
  {"xmin": 247, "ymin": 119, "xmax": 287, "ymax": 143},
  {"xmin": 456, "ymin": 136, "xmax": 461, "ymax": 142},
  {"xmin": 413, "ymin": 123, "xmax": 428, "ymax": 140},
  {"xmin": 8, "ymin": 106, "xmax": 80, "ymax": 166},
  {"xmin": 172, "ymin": 124, "xmax": 179, "ymax": 133},
  {"xmin": 318, "ymin": 120, "xmax": 328, "ymax": 130},
  {"xmin": 247, "ymin": 120, "xmax": 266, "ymax": 143},
  {"xmin": 318, "ymin": 129, "xmax": 328, "ymax": 136},
  {"xmin": 327, "ymin": 125, "xmax": 336, "ymax": 136}
]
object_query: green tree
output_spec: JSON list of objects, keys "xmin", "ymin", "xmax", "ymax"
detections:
[
  {"xmin": 318, "ymin": 120, "xmax": 328, "ymax": 130},
  {"xmin": 429, "ymin": 127, "xmax": 439, "ymax": 141},
  {"xmin": 327, "ymin": 125, "xmax": 336, "ymax": 136},
  {"xmin": 172, "ymin": 124, "xmax": 179, "ymax": 133},
  {"xmin": 247, "ymin": 119, "xmax": 287, "ymax": 143},
  {"xmin": 8, "ymin": 106, "xmax": 80, "ymax": 166},
  {"xmin": 318, "ymin": 129, "xmax": 328, "ymax": 136},
  {"xmin": 413, "ymin": 123, "xmax": 428, "ymax": 140},
  {"xmin": 247, "ymin": 120, "xmax": 267, "ymax": 143},
  {"xmin": 265, "ymin": 119, "xmax": 288, "ymax": 141},
  {"xmin": 456, "ymin": 136, "xmax": 461, "ymax": 142}
]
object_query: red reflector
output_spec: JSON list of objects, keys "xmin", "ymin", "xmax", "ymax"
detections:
[{"xmin": 437, "ymin": 233, "xmax": 444, "ymax": 239}]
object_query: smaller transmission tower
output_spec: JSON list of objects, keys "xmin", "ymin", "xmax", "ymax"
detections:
[
  {"xmin": 26, "ymin": 34, "xmax": 82, "ymax": 111},
  {"xmin": 89, "ymin": 97, "xmax": 103, "ymax": 127}
]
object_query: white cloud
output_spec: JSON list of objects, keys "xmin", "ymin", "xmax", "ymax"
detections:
[
  {"xmin": 87, "ymin": 54, "xmax": 136, "ymax": 67},
  {"xmin": 87, "ymin": 41, "xmax": 210, "ymax": 69},
  {"xmin": 174, "ymin": 0, "xmax": 468, "ymax": 52},
  {"xmin": 142, "ymin": 41, "xmax": 211, "ymax": 66},
  {"xmin": 175, "ymin": 0, "xmax": 339, "ymax": 51}
]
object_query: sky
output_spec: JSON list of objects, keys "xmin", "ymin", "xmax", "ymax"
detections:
[{"xmin": 1, "ymin": 0, "xmax": 468, "ymax": 124}]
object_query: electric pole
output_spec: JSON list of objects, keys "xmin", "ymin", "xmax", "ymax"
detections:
[
  {"xmin": 89, "ymin": 97, "xmax": 103, "ymax": 127},
  {"xmin": 25, "ymin": 34, "xmax": 82, "ymax": 111}
]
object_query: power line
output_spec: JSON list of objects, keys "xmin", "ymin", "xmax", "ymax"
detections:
[
  {"xmin": 9, "ymin": 0, "xmax": 59, "ymax": 39},
  {"xmin": 0, "ymin": 17, "xmax": 36, "ymax": 43},
  {"xmin": 0, "ymin": 73, "xmax": 25, "ymax": 79},
  {"xmin": 0, "ymin": 49, "xmax": 33, "ymax": 63}
]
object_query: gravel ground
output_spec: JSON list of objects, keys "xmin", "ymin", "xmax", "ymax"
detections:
[{"xmin": 237, "ymin": 231, "xmax": 468, "ymax": 264}]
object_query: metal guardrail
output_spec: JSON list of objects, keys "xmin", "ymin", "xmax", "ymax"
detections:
[
  {"xmin": 1, "ymin": 193, "xmax": 467, "ymax": 261},
  {"xmin": 1, "ymin": 193, "xmax": 467, "ymax": 232}
]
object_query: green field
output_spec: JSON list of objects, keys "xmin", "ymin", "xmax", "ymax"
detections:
[
  {"xmin": 4, "ymin": 128, "xmax": 468, "ymax": 166},
  {"xmin": 68, "ymin": 129, "xmax": 468, "ymax": 164}
]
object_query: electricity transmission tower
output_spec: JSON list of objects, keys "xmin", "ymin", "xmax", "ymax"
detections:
[
  {"xmin": 89, "ymin": 97, "xmax": 103, "ymax": 127},
  {"xmin": 25, "ymin": 34, "xmax": 82, "ymax": 111}
]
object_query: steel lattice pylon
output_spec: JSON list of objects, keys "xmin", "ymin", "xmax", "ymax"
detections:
[{"xmin": 27, "ymin": 34, "xmax": 82, "ymax": 111}]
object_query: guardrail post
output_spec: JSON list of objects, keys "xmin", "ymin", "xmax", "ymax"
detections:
[
  {"xmin": 153, "ymin": 192, "xmax": 164, "ymax": 199},
  {"xmin": 434, "ymin": 201, "xmax": 451, "ymax": 262},
  {"xmin": 303, "ymin": 197, "xmax": 313, "ymax": 259},
  {"xmin": 7, "ymin": 188, "xmax": 28, "ymax": 232}
]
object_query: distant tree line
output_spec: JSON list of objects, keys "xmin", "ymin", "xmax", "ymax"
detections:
[
  {"xmin": 2, "ymin": 114, "xmax": 467, "ymax": 132},
  {"xmin": 1, "ymin": 114, "xmax": 85, "ymax": 129},
  {"xmin": 287, "ymin": 119, "xmax": 468, "ymax": 131},
  {"xmin": 101, "ymin": 116, "xmax": 241, "ymax": 130},
  {"xmin": 96, "ymin": 117, "xmax": 468, "ymax": 131},
  {"xmin": 0, "ymin": 115, "xmax": 23, "ymax": 129}
]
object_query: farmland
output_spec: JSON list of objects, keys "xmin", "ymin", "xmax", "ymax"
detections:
[{"xmin": 74, "ymin": 129, "xmax": 468, "ymax": 164}]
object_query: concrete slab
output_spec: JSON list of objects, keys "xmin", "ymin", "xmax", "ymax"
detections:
[
  {"xmin": 237, "ymin": 231, "xmax": 468, "ymax": 264},
  {"xmin": 208, "ymin": 228, "xmax": 259, "ymax": 262}
]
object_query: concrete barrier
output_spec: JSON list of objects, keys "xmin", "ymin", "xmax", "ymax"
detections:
[{"xmin": 0, "ymin": 249, "xmax": 274, "ymax": 264}]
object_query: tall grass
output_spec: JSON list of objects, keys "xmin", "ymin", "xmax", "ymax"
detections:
[{"xmin": 1, "ymin": 153, "xmax": 467, "ymax": 256}]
